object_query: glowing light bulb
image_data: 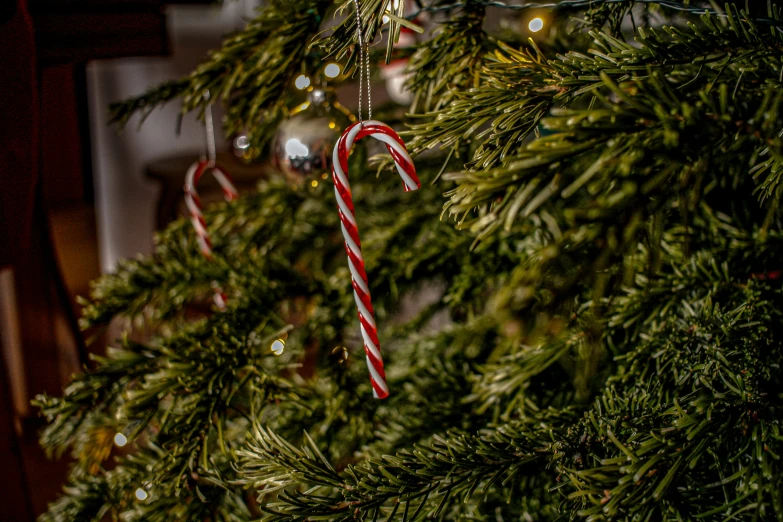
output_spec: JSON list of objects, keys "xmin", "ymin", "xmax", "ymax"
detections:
[
  {"xmin": 114, "ymin": 433, "xmax": 128, "ymax": 447},
  {"xmin": 135, "ymin": 488, "xmax": 148, "ymax": 501},
  {"xmin": 311, "ymin": 180, "xmax": 319, "ymax": 188},
  {"xmin": 324, "ymin": 63, "xmax": 341, "ymax": 78},
  {"xmin": 271, "ymin": 339, "xmax": 285, "ymax": 356},
  {"xmin": 285, "ymin": 138, "xmax": 309, "ymax": 158},
  {"xmin": 382, "ymin": 0, "xmax": 399, "ymax": 24},
  {"xmin": 294, "ymin": 75, "xmax": 311, "ymax": 90},
  {"xmin": 528, "ymin": 17, "xmax": 544, "ymax": 32}
]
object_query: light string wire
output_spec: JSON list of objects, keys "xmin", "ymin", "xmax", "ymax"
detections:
[
  {"xmin": 406, "ymin": 0, "xmax": 783, "ymax": 29},
  {"xmin": 352, "ymin": 0, "xmax": 373, "ymax": 124}
]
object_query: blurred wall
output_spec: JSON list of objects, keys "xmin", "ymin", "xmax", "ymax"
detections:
[{"xmin": 87, "ymin": 1, "xmax": 262, "ymax": 273}]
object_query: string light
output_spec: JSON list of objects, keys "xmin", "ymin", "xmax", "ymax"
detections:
[
  {"xmin": 403, "ymin": 0, "xmax": 783, "ymax": 32},
  {"xmin": 528, "ymin": 17, "xmax": 544, "ymax": 32},
  {"xmin": 114, "ymin": 433, "xmax": 128, "ymax": 447},
  {"xmin": 295, "ymin": 75, "xmax": 311, "ymax": 90},
  {"xmin": 382, "ymin": 0, "xmax": 401, "ymax": 24},
  {"xmin": 324, "ymin": 63, "xmax": 341, "ymax": 78},
  {"xmin": 135, "ymin": 488, "xmax": 148, "ymax": 501},
  {"xmin": 271, "ymin": 339, "xmax": 286, "ymax": 355}
]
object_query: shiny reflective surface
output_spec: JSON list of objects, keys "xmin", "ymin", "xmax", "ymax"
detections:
[{"xmin": 272, "ymin": 88, "xmax": 356, "ymax": 187}]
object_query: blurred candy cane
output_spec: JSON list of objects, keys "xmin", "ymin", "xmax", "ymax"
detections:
[{"xmin": 184, "ymin": 158, "xmax": 238, "ymax": 309}]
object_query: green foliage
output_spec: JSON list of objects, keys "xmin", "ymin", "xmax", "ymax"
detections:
[
  {"xmin": 108, "ymin": 0, "xmax": 333, "ymax": 147},
  {"xmin": 37, "ymin": 1, "xmax": 783, "ymax": 521}
]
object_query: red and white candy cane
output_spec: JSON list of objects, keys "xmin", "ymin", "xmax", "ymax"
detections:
[
  {"xmin": 184, "ymin": 158, "xmax": 238, "ymax": 309},
  {"xmin": 332, "ymin": 120, "xmax": 420, "ymax": 399}
]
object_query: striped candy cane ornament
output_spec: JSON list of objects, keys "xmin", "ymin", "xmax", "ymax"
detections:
[
  {"xmin": 332, "ymin": 120, "xmax": 420, "ymax": 399},
  {"xmin": 184, "ymin": 159, "xmax": 239, "ymax": 309}
]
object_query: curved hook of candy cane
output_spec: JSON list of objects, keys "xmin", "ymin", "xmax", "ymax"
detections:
[
  {"xmin": 183, "ymin": 158, "xmax": 239, "ymax": 309},
  {"xmin": 331, "ymin": 121, "xmax": 420, "ymax": 399}
]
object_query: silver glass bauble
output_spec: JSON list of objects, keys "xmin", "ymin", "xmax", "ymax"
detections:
[{"xmin": 272, "ymin": 88, "xmax": 356, "ymax": 187}]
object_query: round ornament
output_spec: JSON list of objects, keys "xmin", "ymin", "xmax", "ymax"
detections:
[
  {"xmin": 273, "ymin": 88, "xmax": 356, "ymax": 187},
  {"xmin": 381, "ymin": 59, "xmax": 414, "ymax": 106}
]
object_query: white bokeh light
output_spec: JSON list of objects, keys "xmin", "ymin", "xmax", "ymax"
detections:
[
  {"xmin": 114, "ymin": 433, "xmax": 128, "ymax": 447},
  {"xmin": 294, "ymin": 75, "xmax": 311, "ymax": 90},
  {"xmin": 135, "ymin": 488, "xmax": 148, "ymax": 501},
  {"xmin": 285, "ymin": 139, "xmax": 309, "ymax": 158},
  {"xmin": 382, "ymin": 0, "xmax": 400, "ymax": 24},
  {"xmin": 528, "ymin": 17, "xmax": 544, "ymax": 32},
  {"xmin": 324, "ymin": 63, "xmax": 341, "ymax": 78},
  {"xmin": 271, "ymin": 339, "xmax": 285, "ymax": 356}
]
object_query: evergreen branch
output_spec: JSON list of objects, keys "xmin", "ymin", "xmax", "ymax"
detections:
[
  {"xmin": 238, "ymin": 412, "xmax": 570, "ymax": 521},
  {"xmin": 405, "ymin": 4, "xmax": 491, "ymax": 115},
  {"xmin": 38, "ymin": 468, "xmax": 113, "ymax": 522},
  {"xmin": 317, "ymin": 0, "xmax": 422, "ymax": 68},
  {"xmin": 567, "ymin": 280, "xmax": 783, "ymax": 520},
  {"xmin": 108, "ymin": 0, "xmax": 331, "ymax": 142},
  {"xmin": 38, "ymin": 3, "xmax": 783, "ymax": 519},
  {"xmin": 416, "ymin": 7, "xmax": 783, "ymax": 172},
  {"xmin": 411, "ymin": 0, "xmax": 783, "ymax": 29}
]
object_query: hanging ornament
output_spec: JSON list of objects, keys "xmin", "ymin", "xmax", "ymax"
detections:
[
  {"xmin": 381, "ymin": 59, "xmax": 414, "ymax": 106},
  {"xmin": 184, "ymin": 91, "xmax": 238, "ymax": 310},
  {"xmin": 332, "ymin": 121, "xmax": 419, "ymax": 399},
  {"xmin": 331, "ymin": 1, "xmax": 420, "ymax": 400},
  {"xmin": 273, "ymin": 87, "xmax": 356, "ymax": 188},
  {"xmin": 380, "ymin": 0, "xmax": 422, "ymax": 105},
  {"xmin": 184, "ymin": 159, "xmax": 238, "ymax": 309}
]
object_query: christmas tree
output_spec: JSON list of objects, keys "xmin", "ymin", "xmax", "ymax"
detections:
[{"xmin": 35, "ymin": 1, "xmax": 783, "ymax": 520}]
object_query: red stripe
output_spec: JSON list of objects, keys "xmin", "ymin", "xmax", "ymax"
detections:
[
  {"xmin": 358, "ymin": 310, "xmax": 381, "ymax": 351},
  {"xmin": 365, "ymin": 350, "xmax": 386, "ymax": 380},
  {"xmin": 339, "ymin": 213, "xmax": 362, "ymax": 251},
  {"xmin": 192, "ymin": 159, "xmax": 210, "ymax": 186},
  {"xmin": 355, "ymin": 124, "xmax": 406, "ymax": 148},
  {"xmin": 186, "ymin": 160, "xmax": 238, "ymax": 308},
  {"xmin": 369, "ymin": 374, "xmax": 389, "ymax": 399},
  {"xmin": 334, "ymin": 178, "xmax": 355, "ymax": 215},
  {"xmin": 386, "ymin": 146, "xmax": 420, "ymax": 190},
  {"xmin": 353, "ymin": 286, "xmax": 375, "ymax": 321},
  {"xmin": 211, "ymin": 165, "xmax": 239, "ymax": 200},
  {"xmin": 346, "ymin": 246, "xmax": 368, "ymax": 283},
  {"xmin": 337, "ymin": 123, "xmax": 360, "ymax": 173}
]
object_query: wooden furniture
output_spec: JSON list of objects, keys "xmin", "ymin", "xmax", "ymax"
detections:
[{"xmin": 0, "ymin": 0, "xmax": 169, "ymax": 518}]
